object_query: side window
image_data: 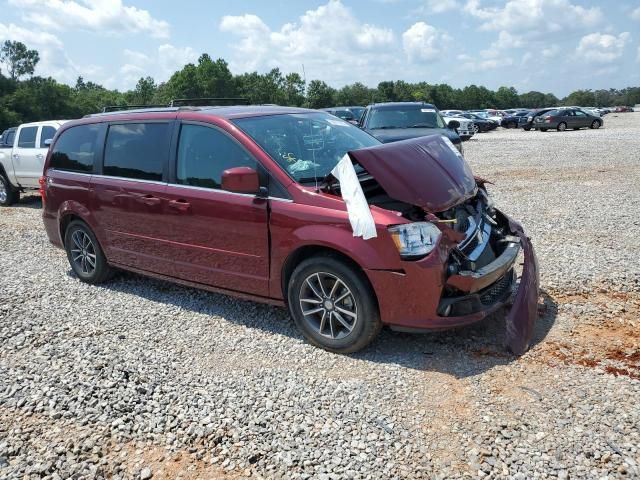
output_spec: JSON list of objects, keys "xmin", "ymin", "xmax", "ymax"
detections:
[
  {"xmin": 575, "ymin": 110, "xmax": 586, "ymax": 117},
  {"xmin": 176, "ymin": 124, "xmax": 256, "ymax": 189},
  {"xmin": 50, "ymin": 124, "xmax": 101, "ymax": 173},
  {"xmin": 6, "ymin": 130, "xmax": 15, "ymax": 145},
  {"xmin": 104, "ymin": 123, "xmax": 169, "ymax": 181},
  {"xmin": 39, "ymin": 126, "xmax": 57, "ymax": 147},
  {"xmin": 18, "ymin": 126, "xmax": 37, "ymax": 148}
]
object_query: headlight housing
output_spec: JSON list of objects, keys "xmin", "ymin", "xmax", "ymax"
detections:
[{"xmin": 388, "ymin": 222, "xmax": 441, "ymax": 259}]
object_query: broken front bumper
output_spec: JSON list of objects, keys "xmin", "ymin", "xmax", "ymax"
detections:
[{"xmin": 366, "ymin": 216, "xmax": 540, "ymax": 355}]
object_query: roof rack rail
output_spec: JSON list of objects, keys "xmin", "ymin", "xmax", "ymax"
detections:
[
  {"xmin": 169, "ymin": 97, "xmax": 250, "ymax": 107},
  {"xmin": 102, "ymin": 104, "xmax": 167, "ymax": 113}
]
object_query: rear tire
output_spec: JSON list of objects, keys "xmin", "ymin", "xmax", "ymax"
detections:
[
  {"xmin": 557, "ymin": 122, "xmax": 567, "ymax": 132},
  {"xmin": 0, "ymin": 173, "xmax": 20, "ymax": 207},
  {"xmin": 287, "ymin": 255, "xmax": 381, "ymax": 354},
  {"xmin": 64, "ymin": 220, "xmax": 114, "ymax": 284},
  {"xmin": 523, "ymin": 126, "xmax": 531, "ymax": 131},
  {"xmin": 540, "ymin": 128, "xmax": 548, "ymax": 132}
]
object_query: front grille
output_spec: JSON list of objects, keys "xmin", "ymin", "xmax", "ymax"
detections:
[{"xmin": 479, "ymin": 272, "xmax": 513, "ymax": 306}]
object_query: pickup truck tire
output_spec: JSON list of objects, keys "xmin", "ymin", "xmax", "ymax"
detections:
[
  {"xmin": 64, "ymin": 220, "xmax": 114, "ymax": 284},
  {"xmin": 0, "ymin": 173, "xmax": 20, "ymax": 206},
  {"xmin": 288, "ymin": 255, "xmax": 381, "ymax": 354}
]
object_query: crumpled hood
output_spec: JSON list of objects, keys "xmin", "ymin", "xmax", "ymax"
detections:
[
  {"xmin": 366, "ymin": 127, "xmax": 460, "ymax": 145},
  {"xmin": 348, "ymin": 134, "xmax": 477, "ymax": 212}
]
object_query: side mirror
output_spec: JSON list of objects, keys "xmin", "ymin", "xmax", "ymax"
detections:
[
  {"xmin": 44, "ymin": 138, "xmax": 53, "ymax": 147},
  {"xmin": 447, "ymin": 120, "xmax": 460, "ymax": 130},
  {"xmin": 221, "ymin": 166, "xmax": 260, "ymax": 194}
]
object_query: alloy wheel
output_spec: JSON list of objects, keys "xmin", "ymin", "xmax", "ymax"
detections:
[
  {"xmin": 0, "ymin": 179, "xmax": 7, "ymax": 203},
  {"xmin": 70, "ymin": 230, "xmax": 97, "ymax": 275},
  {"xmin": 299, "ymin": 272, "xmax": 358, "ymax": 340}
]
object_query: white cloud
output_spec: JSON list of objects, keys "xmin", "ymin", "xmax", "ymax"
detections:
[
  {"xmin": 219, "ymin": 0, "xmax": 398, "ymax": 85},
  {"xmin": 8, "ymin": 0, "xmax": 170, "ymax": 38},
  {"xmin": 542, "ymin": 45, "xmax": 560, "ymax": 58},
  {"xmin": 423, "ymin": 0, "xmax": 458, "ymax": 14},
  {"xmin": 461, "ymin": 56, "xmax": 514, "ymax": 72},
  {"xmin": 464, "ymin": 0, "xmax": 601, "ymax": 35},
  {"xmin": 631, "ymin": 7, "xmax": 640, "ymax": 21},
  {"xmin": 637, "ymin": 45, "xmax": 640, "ymax": 63},
  {"xmin": 576, "ymin": 32, "xmax": 630, "ymax": 63},
  {"xmin": 0, "ymin": 22, "xmax": 100, "ymax": 82},
  {"xmin": 112, "ymin": 44, "xmax": 197, "ymax": 89},
  {"xmin": 402, "ymin": 22, "xmax": 451, "ymax": 61}
]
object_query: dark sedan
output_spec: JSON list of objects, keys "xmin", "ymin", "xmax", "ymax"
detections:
[
  {"xmin": 534, "ymin": 108, "xmax": 603, "ymax": 132},
  {"xmin": 359, "ymin": 102, "xmax": 463, "ymax": 153},
  {"xmin": 501, "ymin": 111, "xmax": 531, "ymax": 129},
  {"xmin": 455, "ymin": 113, "xmax": 498, "ymax": 132}
]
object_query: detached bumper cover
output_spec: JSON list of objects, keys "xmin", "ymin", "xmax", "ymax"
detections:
[{"xmin": 505, "ymin": 225, "xmax": 540, "ymax": 355}]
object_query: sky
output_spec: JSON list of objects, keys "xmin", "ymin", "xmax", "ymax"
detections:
[{"xmin": 0, "ymin": 0, "xmax": 639, "ymax": 97}]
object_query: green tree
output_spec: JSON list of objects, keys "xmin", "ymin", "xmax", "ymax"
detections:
[
  {"xmin": 305, "ymin": 80, "xmax": 336, "ymax": 108},
  {"xmin": 0, "ymin": 41, "xmax": 39, "ymax": 80},
  {"xmin": 335, "ymin": 82, "xmax": 375, "ymax": 106},
  {"xmin": 284, "ymin": 72, "xmax": 305, "ymax": 106},
  {"xmin": 495, "ymin": 86, "xmax": 519, "ymax": 109},
  {"xmin": 129, "ymin": 76, "xmax": 157, "ymax": 105}
]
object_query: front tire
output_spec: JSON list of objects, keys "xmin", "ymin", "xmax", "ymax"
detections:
[
  {"xmin": 287, "ymin": 255, "xmax": 381, "ymax": 354},
  {"xmin": 0, "ymin": 174, "xmax": 20, "ymax": 207},
  {"xmin": 64, "ymin": 220, "xmax": 114, "ymax": 284},
  {"xmin": 590, "ymin": 120, "xmax": 601, "ymax": 129}
]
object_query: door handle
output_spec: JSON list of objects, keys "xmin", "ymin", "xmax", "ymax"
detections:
[
  {"xmin": 140, "ymin": 194, "xmax": 162, "ymax": 206},
  {"xmin": 168, "ymin": 199, "xmax": 191, "ymax": 212},
  {"xmin": 12, "ymin": 154, "xmax": 19, "ymax": 159},
  {"xmin": 36, "ymin": 154, "xmax": 44, "ymax": 159}
]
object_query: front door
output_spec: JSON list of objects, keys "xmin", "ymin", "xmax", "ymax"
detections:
[
  {"xmin": 162, "ymin": 122, "xmax": 270, "ymax": 297},
  {"xmin": 573, "ymin": 110, "xmax": 589, "ymax": 128},
  {"xmin": 13, "ymin": 125, "xmax": 42, "ymax": 187},
  {"xmin": 91, "ymin": 122, "xmax": 175, "ymax": 276}
]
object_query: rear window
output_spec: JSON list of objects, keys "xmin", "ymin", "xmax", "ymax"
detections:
[
  {"xmin": 103, "ymin": 123, "xmax": 169, "ymax": 181},
  {"xmin": 5, "ymin": 129, "xmax": 15, "ymax": 145},
  {"xmin": 40, "ymin": 126, "xmax": 57, "ymax": 147},
  {"xmin": 50, "ymin": 124, "xmax": 101, "ymax": 173},
  {"xmin": 18, "ymin": 126, "xmax": 37, "ymax": 148}
]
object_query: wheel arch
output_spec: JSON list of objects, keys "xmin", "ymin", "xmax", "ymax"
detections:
[{"xmin": 281, "ymin": 245, "xmax": 378, "ymax": 309}]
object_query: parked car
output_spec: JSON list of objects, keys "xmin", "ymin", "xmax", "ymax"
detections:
[
  {"xmin": 522, "ymin": 108, "xmax": 556, "ymax": 131},
  {"xmin": 320, "ymin": 107, "xmax": 361, "ymax": 124},
  {"xmin": 454, "ymin": 113, "xmax": 498, "ymax": 132},
  {"xmin": 440, "ymin": 110, "xmax": 464, "ymax": 116},
  {"xmin": 534, "ymin": 108, "xmax": 603, "ymax": 131},
  {"xmin": 0, "ymin": 127, "xmax": 17, "ymax": 148},
  {"xmin": 0, "ymin": 120, "xmax": 67, "ymax": 206},
  {"xmin": 500, "ymin": 111, "xmax": 531, "ymax": 129},
  {"xmin": 359, "ymin": 102, "xmax": 464, "ymax": 153},
  {"xmin": 41, "ymin": 105, "xmax": 539, "ymax": 354},
  {"xmin": 440, "ymin": 114, "xmax": 475, "ymax": 140}
]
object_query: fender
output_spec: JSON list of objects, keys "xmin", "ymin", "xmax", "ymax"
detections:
[{"xmin": 57, "ymin": 200, "xmax": 107, "ymax": 249}]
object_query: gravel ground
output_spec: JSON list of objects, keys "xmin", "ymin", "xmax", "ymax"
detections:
[{"xmin": 1, "ymin": 113, "xmax": 639, "ymax": 479}]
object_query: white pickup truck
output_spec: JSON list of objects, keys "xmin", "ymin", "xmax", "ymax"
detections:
[{"xmin": 0, "ymin": 120, "xmax": 67, "ymax": 206}]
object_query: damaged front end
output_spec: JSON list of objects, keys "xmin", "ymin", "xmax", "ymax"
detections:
[{"xmin": 334, "ymin": 135, "xmax": 540, "ymax": 354}]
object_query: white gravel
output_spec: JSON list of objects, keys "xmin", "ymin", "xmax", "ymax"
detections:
[{"xmin": 1, "ymin": 113, "xmax": 639, "ymax": 479}]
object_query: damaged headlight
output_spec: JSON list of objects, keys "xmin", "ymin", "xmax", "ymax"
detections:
[{"xmin": 388, "ymin": 222, "xmax": 441, "ymax": 259}]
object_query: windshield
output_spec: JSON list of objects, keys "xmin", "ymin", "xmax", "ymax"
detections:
[
  {"xmin": 233, "ymin": 112, "xmax": 380, "ymax": 184},
  {"xmin": 367, "ymin": 106, "xmax": 446, "ymax": 129}
]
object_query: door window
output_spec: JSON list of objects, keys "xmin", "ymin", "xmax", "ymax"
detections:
[
  {"xmin": 104, "ymin": 123, "xmax": 169, "ymax": 181},
  {"xmin": 5, "ymin": 130, "xmax": 15, "ymax": 145},
  {"xmin": 39, "ymin": 126, "xmax": 57, "ymax": 147},
  {"xmin": 17, "ymin": 126, "xmax": 37, "ymax": 148},
  {"xmin": 50, "ymin": 124, "xmax": 101, "ymax": 173},
  {"xmin": 176, "ymin": 124, "xmax": 256, "ymax": 189},
  {"xmin": 574, "ymin": 110, "xmax": 587, "ymax": 117}
]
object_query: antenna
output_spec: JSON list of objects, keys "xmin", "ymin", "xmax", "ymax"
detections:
[{"xmin": 302, "ymin": 63, "xmax": 307, "ymax": 94}]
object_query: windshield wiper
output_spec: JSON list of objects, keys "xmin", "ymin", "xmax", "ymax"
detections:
[
  {"xmin": 408, "ymin": 124, "xmax": 435, "ymax": 128},
  {"xmin": 372, "ymin": 125, "xmax": 399, "ymax": 129}
]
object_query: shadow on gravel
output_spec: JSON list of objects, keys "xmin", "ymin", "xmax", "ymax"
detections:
[
  {"xmin": 354, "ymin": 290, "xmax": 558, "ymax": 378},
  {"xmin": 15, "ymin": 194, "xmax": 42, "ymax": 209},
  {"xmin": 81, "ymin": 266, "xmax": 557, "ymax": 378}
]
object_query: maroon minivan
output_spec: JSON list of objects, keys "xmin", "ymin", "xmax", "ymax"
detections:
[{"xmin": 42, "ymin": 106, "xmax": 539, "ymax": 354}]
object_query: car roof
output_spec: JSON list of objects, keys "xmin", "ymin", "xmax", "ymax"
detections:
[
  {"xmin": 84, "ymin": 105, "xmax": 317, "ymax": 121},
  {"xmin": 18, "ymin": 120, "xmax": 68, "ymax": 127},
  {"xmin": 367, "ymin": 102, "xmax": 437, "ymax": 110}
]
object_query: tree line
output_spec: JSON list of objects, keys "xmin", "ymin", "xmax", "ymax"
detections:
[{"xmin": 1, "ymin": 40, "xmax": 639, "ymax": 132}]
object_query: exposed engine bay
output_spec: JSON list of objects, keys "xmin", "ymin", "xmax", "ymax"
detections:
[{"xmin": 326, "ymin": 170, "xmax": 514, "ymax": 275}]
